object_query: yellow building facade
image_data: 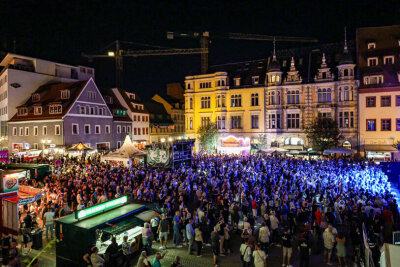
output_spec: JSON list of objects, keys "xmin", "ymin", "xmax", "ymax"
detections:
[{"xmin": 184, "ymin": 72, "xmax": 265, "ymax": 149}]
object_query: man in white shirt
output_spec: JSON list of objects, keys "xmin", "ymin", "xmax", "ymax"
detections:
[
  {"xmin": 91, "ymin": 247, "xmax": 105, "ymax": 267},
  {"xmin": 253, "ymin": 244, "xmax": 267, "ymax": 267},
  {"xmin": 43, "ymin": 208, "xmax": 55, "ymax": 239},
  {"xmin": 240, "ymin": 240, "xmax": 252, "ymax": 267}
]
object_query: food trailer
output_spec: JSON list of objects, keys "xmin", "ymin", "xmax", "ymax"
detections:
[
  {"xmin": 6, "ymin": 163, "xmax": 51, "ymax": 180},
  {"xmin": 54, "ymin": 196, "xmax": 159, "ymax": 266}
]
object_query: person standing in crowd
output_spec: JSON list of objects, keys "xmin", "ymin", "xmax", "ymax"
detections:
[
  {"xmin": 298, "ymin": 232, "xmax": 312, "ymax": 267},
  {"xmin": 269, "ymin": 211, "xmax": 280, "ymax": 246},
  {"xmin": 186, "ymin": 219, "xmax": 195, "ymax": 254},
  {"xmin": 158, "ymin": 214, "xmax": 169, "ymax": 250},
  {"xmin": 211, "ymin": 226, "xmax": 220, "ymax": 267},
  {"xmin": 43, "ymin": 208, "xmax": 55, "ymax": 240},
  {"xmin": 122, "ymin": 235, "xmax": 132, "ymax": 267},
  {"xmin": 91, "ymin": 247, "xmax": 105, "ymax": 267},
  {"xmin": 136, "ymin": 251, "xmax": 151, "ymax": 267},
  {"xmin": 152, "ymin": 251, "xmax": 168, "ymax": 267},
  {"xmin": 194, "ymin": 224, "xmax": 204, "ymax": 257},
  {"xmin": 336, "ymin": 232, "xmax": 347, "ymax": 267},
  {"xmin": 323, "ymin": 225, "xmax": 335, "ymax": 265},
  {"xmin": 258, "ymin": 222, "xmax": 270, "ymax": 255},
  {"xmin": 105, "ymin": 237, "xmax": 118, "ymax": 267},
  {"xmin": 240, "ymin": 239, "xmax": 252, "ymax": 267},
  {"xmin": 172, "ymin": 211, "xmax": 182, "ymax": 248},
  {"xmin": 150, "ymin": 215, "xmax": 160, "ymax": 243},
  {"xmin": 142, "ymin": 223, "xmax": 152, "ymax": 255},
  {"xmin": 252, "ymin": 198, "xmax": 258, "ymax": 218},
  {"xmin": 253, "ymin": 243, "xmax": 267, "ymax": 267},
  {"xmin": 282, "ymin": 228, "xmax": 293, "ymax": 267}
]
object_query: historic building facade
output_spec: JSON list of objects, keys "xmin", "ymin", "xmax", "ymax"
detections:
[{"xmin": 357, "ymin": 25, "xmax": 400, "ymax": 160}]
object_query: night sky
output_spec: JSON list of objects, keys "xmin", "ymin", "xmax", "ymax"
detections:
[{"xmin": 2, "ymin": 0, "xmax": 400, "ymax": 100}]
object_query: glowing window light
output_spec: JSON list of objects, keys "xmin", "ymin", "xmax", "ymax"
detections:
[{"xmin": 76, "ymin": 196, "xmax": 127, "ymax": 220}]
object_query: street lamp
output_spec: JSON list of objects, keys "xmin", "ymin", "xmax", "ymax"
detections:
[
  {"xmin": 168, "ymin": 137, "xmax": 173, "ymax": 142},
  {"xmin": 108, "ymin": 51, "xmax": 115, "ymax": 57},
  {"xmin": 161, "ymin": 138, "xmax": 165, "ymax": 143}
]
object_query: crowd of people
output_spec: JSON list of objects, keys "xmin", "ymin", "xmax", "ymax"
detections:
[{"xmin": 5, "ymin": 154, "xmax": 399, "ymax": 267}]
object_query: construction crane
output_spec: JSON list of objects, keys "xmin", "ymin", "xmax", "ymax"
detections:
[
  {"xmin": 167, "ymin": 31, "xmax": 318, "ymax": 74},
  {"xmin": 82, "ymin": 40, "xmax": 208, "ymax": 89}
]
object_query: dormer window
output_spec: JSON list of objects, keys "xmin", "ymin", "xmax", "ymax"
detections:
[
  {"xmin": 234, "ymin": 78, "xmax": 241, "ymax": 87},
  {"xmin": 252, "ymin": 76, "xmax": 259, "ymax": 85},
  {"xmin": 271, "ymin": 75, "xmax": 280, "ymax": 83},
  {"xmin": 129, "ymin": 94, "xmax": 135, "ymax": 100},
  {"xmin": 32, "ymin": 94, "xmax": 40, "ymax": 102},
  {"xmin": 368, "ymin": 42, "xmax": 376, "ymax": 49},
  {"xmin": 322, "ymin": 72, "xmax": 327, "ymax": 79},
  {"xmin": 34, "ymin": 106, "xmax": 42, "ymax": 115},
  {"xmin": 60, "ymin": 89, "xmax": 70, "ymax": 99},
  {"xmin": 49, "ymin": 104, "xmax": 62, "ymax": 114},
  {"xmin": 105, "ymin": 96, "xmax": 113, "ymax": 104},
  {"xmin": 17, "ymin": 107, "xmax": 28, "ymax": 116}
]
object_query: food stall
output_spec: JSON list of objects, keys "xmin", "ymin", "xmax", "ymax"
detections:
[
  {"xmin": 54, "ymin": 196, "xmax": 159, "ymax": 266},
  {"xmin": 6, "ymin": 163, "xmax": 51, "ymax": 180}
]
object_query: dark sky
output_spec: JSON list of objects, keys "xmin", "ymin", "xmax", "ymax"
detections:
[{"xmin": 1, "ymin": 0, "xmax": 400, "ymax": 100}]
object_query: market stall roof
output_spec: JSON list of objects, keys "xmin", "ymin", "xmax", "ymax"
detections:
[
  {"xmin": 56, "ymin": 203, "xmax": 145, "ymax": 229},
  {"xmin": 102, "ymin": 135, "xmax": 144, "ymax": 161},
  {"xmin": 67, "ymin": 142, "xmax": 94, "ymax": 152},
  {"xmin": 324, "ymin": 147, "xmax": 354, "ymax": 154}
]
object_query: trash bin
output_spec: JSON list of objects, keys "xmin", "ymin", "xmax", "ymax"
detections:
[{"xmin": 31, "ymin": 228, "xmax": 43, "ymax": 250}]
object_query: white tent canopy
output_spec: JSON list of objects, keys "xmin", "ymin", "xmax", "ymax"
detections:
[
  {"xmin": 324, "ymin": 147, "xmax": 354, "ymax": 154},
  {"xmin": 101, "ymin": 135, "xmax": 144, "ymax": 165}
]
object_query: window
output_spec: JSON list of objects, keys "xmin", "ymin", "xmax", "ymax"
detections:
[
  {"xmin": 268, "ymin": 91, "xmax": 281, "ymax": 105},
  {"xmin": 17, "ymin": 107, "xmax": 28, "ymax": 116},
  {"xmin": 189, "ymin": 117, "xmax": 193, "ymax": 130},
  {"xmin": 117, "ymin": 125, "xmax": 121, "ymax": 133},
  {"xmin": 127, "ymin": 126, "xmax": 131, "ymax": 133},
  {"xmin": 79, "ymin": 106, "xmax": 86, "ymax": 114},
  {"xmin": 72, "ymin": 124, "xmax": 79, "ymax": 135},
  {"xmin": 138, "ymin": 128, "xmax": 141, "ymax": 135},
  {"xmin": 231, "ymin": 94, "xmax": 242, "ymax": 107},
  {"xmin": 230, "ymin": 116, "xmax": 242, "ymax": 129},
  {"xmin": 12, "ymin": 127, "xmax": 16, "ymax": 136},
  {"xmin": 216, "ymin": 95, "xmax": 226, "ymax": 108},
  {"xmin": 270, "ymin": 75, "xmax": 280, "ymax": 83},
  {"xmin": 19, "ymin": 127, "xmax": 23, "ymax": 136},
  {"xmin": 368, "ymin": 42, "xmax": 376, "ymax": 49},
  {"xmin": 381, "ymin": 96, "xmax": 391, "ymax": 107},
  {"xmin": 25, "ymin": 127, "xmax": 29, "ymax": 136},
  {"xmin": 287, "ymin": 113, "xmax": 300, "ymax": 129},
  {"xmin": 33, "ymin": 143, "xmax": 38, "ymax": 149},
  {"xmin": 217, "ymin": 116, "xmax": 226, "ymax": 129},
  {"xmin": 251, "ymin": 115, "xmax": 259, "ymax": 129},
  {"xmin": 251, "ymin": 93, "xmax": 259, "ymax": 106},
  {"xmin": 317, "ymin": 88, "xmax": 332, "ymax": 103},
  {"xmin": 187, "ymin": 83, "xmax": 191, "ymax": 89},
  {"xmin": 55, "ymin": 125, "xmax": 61, "ymax": 135},
  {"xmin": 87, "ymin": 91, "xmax": 96, "ymax": 100},
  {"xmin": 364, "ymin": 75, "xmax": 384, "ymax": 85},
  {"xmin": 381, "ymin": 119, "xmax": 391, "ymax": 131},
  {"xmin": 84, "ymin": 124, "xmax": 90, "ymax": 134},
  {"xmin": 142, "ymin": 127, "xmax": 145, "ymax": 134},
  {"xmin": 34, "ymin": 106, "xmax": 42, "ymax": 115},
  {"xmin": 146, "ymin": 128, "xmax": 149, "ymax": 134},
  {"xmin": 199, "ymin": 81, "xmax": 212, "ymax": 89},
  {"xmin": 43, "ymin": 126, "xmax": 47, "ymax": 136},
  {"xmin": 133, "ymin": 115, "xmax": 136, "ymax": 121},
  {"xmin": 269, "ymin": 114, "xmax": 281, "ymax": 129},
  {"xmin": 142, "ymin": 116, "xmax": 145, "ymax": 121},
  {"xmin": 366, "ymin": 97, "xmax": 376, "ymax": 107},
  {"xmin": 61, "ymin": 90, "xmax": 70, "ymax": 99},
  {"xmin": 105, "ymin": 125, "xmax": 110, "ymax": 134},
  {"xmin": 90, "ymin": 107, "xmax": 95, "ymax": 115},
  {"xmin": 384, "ymin": 56, "xmax": 394, "ymax": 65},
  {"xmin": 95, "ymin": 125, "xmax": 101, "ymax": 134},
  {"xmin": 32, "ymin": 93, "xmax": 40, "ymax": 102},
  {"xmin": 340, "ymin": 111, "xmax": 354, "ymax": 128},
  {"xmin": 49, "ymin": 104, "xmax": 62, "ymax": 114},
  {"xmin": 122, "ymin": 126, "xmax": 126, "ymax": 133},
  {"xmin": 117, "ymin": 141, "xmax": 122, "ymax": 149},
  {"xmin": 133, "ymin": 128, "xmax": 137, "ymax": 135},
  {"xmin": 234, "ymin": 78, "xmax": 241, "ymax": 87},
  {"xmin": 397, "ymin": 96, "xmax": 400, "ymax": 106},
  {"xmin": 201, "ymin": 96, "xmax": 211, "ymax": 109},
  {"xmin": 343, "ymin": 141, "xmax": 352, "ymax": 149},
  {"xmin": 397, "ymin": 119, "xmax": 400, "ymax": 131},
  {"xmin": 343, "ymin": 86, "xmax": 353, "ymax": 101},
  {"xmin": 287, "ymin": 90, "xmax": 300, "ymax": 104},
  {"xmin": 34, "ymin": 126, "xmax": 38, "ymax": 136},
  {"xmin": 201, "ymin": 117, "xmax": 210, "ymax": 127},
  {"xmin": 189, "ymin": 98, "xmax": 193, "ymax": 109},
  {"xmin": 137, "ymin": 115, "xmax": 141, "ymax": 122},
  {"xmin": 252, "ymin": 76, "xmax": 259, "ymax": 85},
  {"xmin": 367, "ymin": 57, "xmax": 378, "ymax": 66}
]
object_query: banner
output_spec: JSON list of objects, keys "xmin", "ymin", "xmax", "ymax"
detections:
[{"xmin": 147, "ymin": 149, "xmax": 170, "ymax": 168}]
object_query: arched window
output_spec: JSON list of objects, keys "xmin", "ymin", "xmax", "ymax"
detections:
[
  {"xmin": 343, "ymin": 141, "xmax": 351, "ymax": 149},
  {"xmin": 277, "ymin": 91, "xmax": 281, "ymax": 104},
  {"xmin": 344, "ymin": 86, "xmax": 349, "ymax": 101}
]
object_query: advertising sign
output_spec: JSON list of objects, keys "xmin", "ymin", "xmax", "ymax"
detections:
[
  {"xmin": 147, "ymin": 149, "xmax": 170, "ymax": 167},
  {"xmin": 2, "ymin": 174, "xmax": 20, "ymax": 193}
]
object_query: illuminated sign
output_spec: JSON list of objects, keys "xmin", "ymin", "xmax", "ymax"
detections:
[
  {"xmin": 220, "ymin": 135, "xmax": 250, "ymax": 148},
  {"xmin": 75, "ymin": 196, "xmax": 128, "ymax": 220}
]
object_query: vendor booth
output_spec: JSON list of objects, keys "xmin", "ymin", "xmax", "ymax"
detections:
[
  {"xmin": 102, "ymin": 136, "xmax": 145, "ymax": 167},
  {"xmin": 55, "ymin": 196, "xmax": 159, "ymax": 266},
  {"xmin": 5, "ymin": 163, "xmax": 50, "ymax": 180},
  {"xmin": 217, "ymin": 135, "xmax": 251, "ymax": 155}
]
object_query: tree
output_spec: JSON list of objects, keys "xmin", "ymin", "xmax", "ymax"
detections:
[
  {"xmin": 197, "ymin": 122, "xmax": 218, "ymax": 153},
  {"xmin": 393, "ymin": 140, "xmax": 400, "ymax": 151},
  {"xmin": 305, "ymin": 117, "xmax": 343, "ymax": 152},
  {"xmin": 254, "ymin": 134, "xmax": 268, "ymax": 150}
]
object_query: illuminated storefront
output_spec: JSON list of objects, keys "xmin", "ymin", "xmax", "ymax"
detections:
[{"xmin": 217, "ymin": 135, "xmax": 251, "ymax": 155}]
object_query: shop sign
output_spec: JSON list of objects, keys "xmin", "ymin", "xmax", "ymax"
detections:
[
  {"xmin": 18, "ymin": 191, "xmax": 43, "ymax": 205},
  {"xmin": 2, "ymin": 174, "xmax": 20, "ymax": 193},
  {"xmin": 220, "ymin": 136, "xmax": 250, "ymax": 148},
  {"xmin": 76, "ymin": 195, "xmax": 128, "ymax": 220}
]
